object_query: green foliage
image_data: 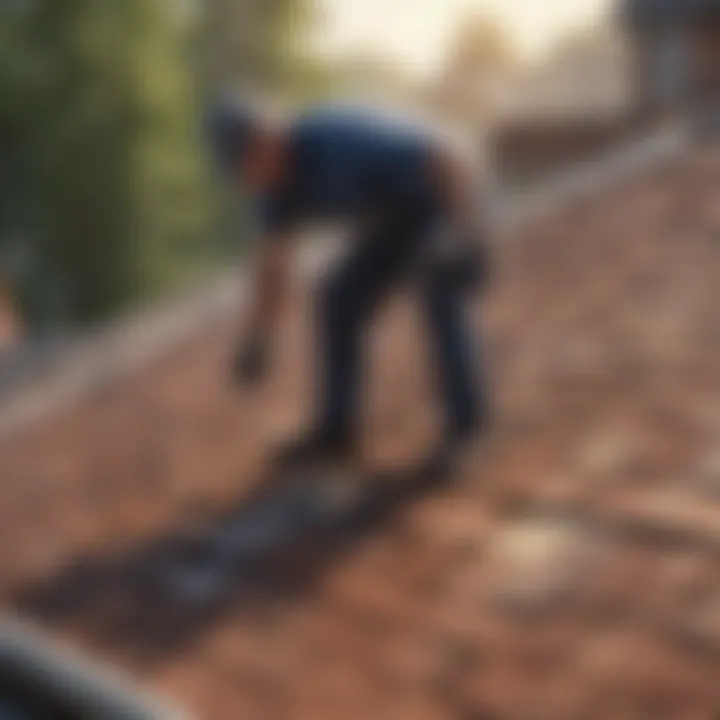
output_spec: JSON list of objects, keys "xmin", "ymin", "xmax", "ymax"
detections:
[
  {"xmin": 1, "ymin": 0, "xmax": 320, "ymax": 329},
  {"xmin": 195, "ymin": 0, "xmax": 322, "ymax": 98},
  {"xmin": 0, "ymin": 0, "xmax": 211, "ymax": 325}
]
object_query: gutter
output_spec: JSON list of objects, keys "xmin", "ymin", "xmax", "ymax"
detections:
[{"xmin": 0, "ymin": 618, "xmax": 188, "ymax": 719}]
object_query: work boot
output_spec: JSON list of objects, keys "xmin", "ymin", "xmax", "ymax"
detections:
[
  {"xmin": 415, "ymin": 426, "xmax": 479, "ymax": 485},
  {"xmin": 273, "ymin": 427, "xmax": 355, "ymax": 472}
]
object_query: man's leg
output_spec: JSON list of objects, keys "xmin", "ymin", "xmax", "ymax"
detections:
[
  {"xmin": 421, "ymin": 268, "xmax": 489, "ymax": 457},
  {"xmin": 279, "ymin": 219, "xmax": 423, "ymax": 466},
  {"xmin": 315, "ymin": 244, "xmax": 381, "ymax": 444}
]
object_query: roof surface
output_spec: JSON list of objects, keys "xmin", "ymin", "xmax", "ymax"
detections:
[{"xmin": 1, "ymin": 144, "xmax": 720, "ymax": 719}]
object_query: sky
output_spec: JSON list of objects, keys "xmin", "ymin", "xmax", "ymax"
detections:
[{"xmin": 313, "ymin": 0, "xmax": 612, "ymax": 78}]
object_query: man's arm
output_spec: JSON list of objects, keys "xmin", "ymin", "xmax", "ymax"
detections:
[
  {"xmin": 233, "ymin": 233, "xmax": 294, "ymax": 384},
  {"xmin": 245, "ymin": 233, "xmax": 293, "ymax": 340}
]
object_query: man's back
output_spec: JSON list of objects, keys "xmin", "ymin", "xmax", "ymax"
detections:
[{"xmin": 264, "ymin": 105, "xmax": 439, "ymax": 229}]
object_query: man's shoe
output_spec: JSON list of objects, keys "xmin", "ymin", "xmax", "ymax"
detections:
[
  {"xmin": 273, "ymin": 428, "xmax": 355, "ymax": 472},
  {"xmin": 415, "ymin": 429, "xmax": 477, "ymax": 485}
]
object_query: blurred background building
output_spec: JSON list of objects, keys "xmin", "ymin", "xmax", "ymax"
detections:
[{"xmin": 621, "ymin": 0, "xmax": 720, "ymax": 116}]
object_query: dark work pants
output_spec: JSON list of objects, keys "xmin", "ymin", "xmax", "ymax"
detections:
[{"xmin": 315, "ymin": 204, "xmax": 487, "ymax": 441}]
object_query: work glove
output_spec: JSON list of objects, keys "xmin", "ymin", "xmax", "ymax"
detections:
[{"xmin": 230, "ymin": 333, "xmax": 270, "ymax": 387}]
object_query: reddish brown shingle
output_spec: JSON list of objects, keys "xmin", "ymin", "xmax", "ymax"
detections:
[{"xmin": 1, "ymin": 145, "xmax": 720, "ymax": 718}]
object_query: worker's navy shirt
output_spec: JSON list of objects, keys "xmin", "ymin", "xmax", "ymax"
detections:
[{"xmin": 256, "ymin": 106, "xmax": 440, "ymax": 235}]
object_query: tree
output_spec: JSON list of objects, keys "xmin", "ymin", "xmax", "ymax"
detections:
[
  {"xmin": 195, "ymin": 0, "xmax": 322, "ymax": 99},
  {"xmin": 1, "ymin": 0, "xmax": 320, "ymax": 329},
  {"xmin": 1, "ymin": 0, "xmax": 208, "ymax": 326}
]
